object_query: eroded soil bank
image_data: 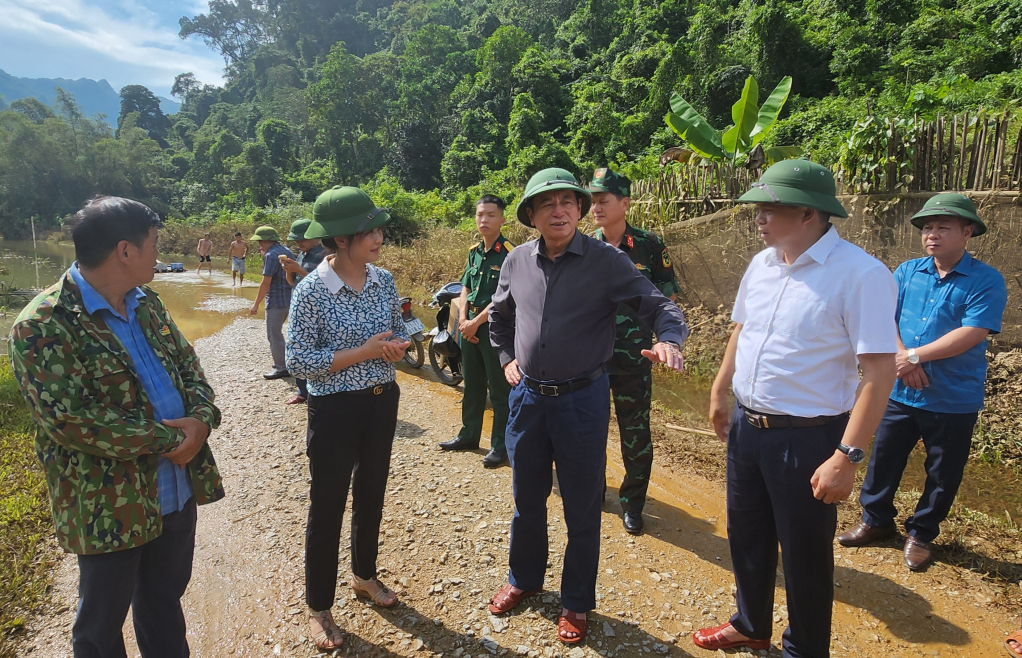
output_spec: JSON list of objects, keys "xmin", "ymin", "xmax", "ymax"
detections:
[{"xmin": 18, "ymin": 318, "xmax": 1019, "ymax": 658}]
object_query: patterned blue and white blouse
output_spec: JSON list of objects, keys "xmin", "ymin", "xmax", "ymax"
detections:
[{"xmin": 285, "ymin": 257, "xmax": 410, "ymax": 396}]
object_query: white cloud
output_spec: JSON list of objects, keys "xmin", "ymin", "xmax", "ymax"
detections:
[{"xmin": 0, "ymin": 0, "xmax": 225, "ymax": 91}]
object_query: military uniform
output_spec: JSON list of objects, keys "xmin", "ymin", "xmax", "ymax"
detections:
[
  {"xmin": 589, "ymin": 168, "xmax": 680, "ymax": 516},
  {"xmin": 455, "ymin": 234, "xmax": 515, "ymax": 454},
  {"xmin": 594, "ymin": 223, "xmax": 679, "ymax": 513}
]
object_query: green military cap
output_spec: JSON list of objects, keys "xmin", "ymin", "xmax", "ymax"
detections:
[
  {"xmin": 307, "ymin": 186, "xmax": 391, "ymax": 239},
  {"xmin": 588, "ymin": 167, "xmax": 631, "ymax": 197},
  {"xmin": 250, "ymin": 226, "xmax": 280, "ymax": 242},
  {"xmin": 287, "ymin": 218, "xmax": 313, "ymax": 241},
  {"xmin": 910, "ymin": 193, "xmax": 987, "ymax": 237},
  {"xmin": 738, "ymin": 159, "xmax": 848, "ymax": 218},
  {"xmin": 516, "ymin": 168, "xmax": 592, "ymax": 226}
]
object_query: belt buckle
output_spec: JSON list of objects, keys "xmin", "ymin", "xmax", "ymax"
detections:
[
  {"xmin": 746, "ymin": 413, "xmax": 767, "ymax": 429},
  {"xmin": 373, "ymin": 385, "xmax": 384, "ymax": 396},
  {"xmin": 538, "ymin": 384, "xmax": 559, "ymax": 397}
]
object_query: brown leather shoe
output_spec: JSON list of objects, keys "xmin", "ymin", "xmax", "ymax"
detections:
[
  {"xmin": 903, "ymin": 536, "xmax": 933, "ymax": 571},
  {"xmin": 836, "ymin": 522, "xmax": 896, "ymax": 547}
]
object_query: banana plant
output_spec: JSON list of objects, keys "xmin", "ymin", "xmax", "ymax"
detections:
[{"xmin": 663, "ymin": 75, "xmax": 801, "ymax": 166}]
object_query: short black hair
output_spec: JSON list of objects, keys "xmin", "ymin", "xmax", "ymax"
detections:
[
  {"xmin": 477, "ymin": 194, "xmax": 506, "ymax": 211},
  {"xmin": 234, "ymin": 231, "xmax": 242, "ymax": 236},
  {"xmin": 71, "ymin": 197, "xmax": 161, "ymax": 269}
]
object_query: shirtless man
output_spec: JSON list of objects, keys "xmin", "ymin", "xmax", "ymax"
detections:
[
  {"xmin": 196, "ymin": 232, "xmax": 213, "ymax": 275},
  {"xmin": 227, "ymin": 231, "xmax": 248, "ymax": 286}
]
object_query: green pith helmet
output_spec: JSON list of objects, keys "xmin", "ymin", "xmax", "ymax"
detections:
[
  {"xmin": 515, "ymin": 168, "xmax": 592, "ymax": 227},
  {"xmin": 250, "ymin": 226, "xmax": 280, "ymax": 242},
  {"xmin": 910, "ymin": 193, "xmax": 987, "ymax": 237},
  {"xmin": 737, "ymin": 159, "xmax": 848, "ymax": 218},
  {"xmin": 588, "ymin": 167, "xmax": 631, "ymax": 197},
  {"xmin": 307, "ymin": 186, "xmax": 391, "ymax": 239},
  {"xmin": 288, "ymin": 218, "xmax": 313, "ymax": 241}
]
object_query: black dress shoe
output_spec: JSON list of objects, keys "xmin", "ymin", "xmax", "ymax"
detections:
[
  {"xmin": 263, "ymin": 369, "xmax": 290, "ymax": 380},
  {"xmin": 439, "ymin": 437, "xmax": 480, "ymax": 451},
  {"xmin": 623, "ymin": 511, "xmax": 644, "ymax": 535},
  {"xmin": 482, "ymin": 450, "xmax": 507, "ymax": 468}
]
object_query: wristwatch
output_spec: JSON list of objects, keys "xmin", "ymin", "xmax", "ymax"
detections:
[
  {"xmin": 837, "ymin": 443, "xmax": 866, "ymax": 464},
  {"xmin": 907, "ymin": 348, "xmax": 920, "ymax": 365}
]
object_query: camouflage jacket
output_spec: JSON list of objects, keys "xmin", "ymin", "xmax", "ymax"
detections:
[
  {"xmin": 593, "ymin": 224, "xmax": 681, "ymax": 373},
  {"xmin": 8, "ymin": 272, "xmax": 223, "ymax": 555}
]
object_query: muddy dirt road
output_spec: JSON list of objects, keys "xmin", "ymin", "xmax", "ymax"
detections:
[{"xmin": 20, "ymin": 319, "xmax": 1017, "ymax": 657}]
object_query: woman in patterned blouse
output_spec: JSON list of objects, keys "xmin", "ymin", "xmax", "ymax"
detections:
[{"xmin": 285, "ymin": 186, "xmax": 411, "ymax": 652}]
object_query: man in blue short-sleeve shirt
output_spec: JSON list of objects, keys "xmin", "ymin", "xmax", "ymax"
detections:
[
  {"xmin": 248, "ymin": 225, "xmax": 295, "ymax": 380},
  {"xmin": 838, "ymin": 193, "xmax": 1007, "ymax": 571}
]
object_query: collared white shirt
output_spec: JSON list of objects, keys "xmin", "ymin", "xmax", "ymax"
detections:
[
  {"xmin": 285, "ymin": 257, "xmax": 409, "ymax": 396},
  {"xmin": 731, "ymin": 226, "xmax": 898, "ymax": 417}
]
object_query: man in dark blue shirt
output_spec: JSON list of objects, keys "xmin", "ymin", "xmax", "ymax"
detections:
[{"xmin": 838, "ymin": 193, "xmax": 1007, "ymax": 571}]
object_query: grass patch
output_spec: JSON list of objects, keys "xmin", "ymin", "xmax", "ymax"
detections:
[{"xmin": 0, "ymin": 357, "xmax": 54, "ymax": 657}]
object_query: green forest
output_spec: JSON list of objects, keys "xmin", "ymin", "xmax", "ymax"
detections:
[{"xmin": 2, "ymin": 0, "xmax": 1022, "ymax": 238}]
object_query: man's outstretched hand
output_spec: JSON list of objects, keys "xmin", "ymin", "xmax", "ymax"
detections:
[{"xmin": 642, "ymin": 342, "xmax": 684, "ymax": 372}]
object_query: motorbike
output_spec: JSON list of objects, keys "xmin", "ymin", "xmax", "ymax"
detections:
[
  {"xmin": 427, "ymin": 282, "xmax": 464, "ymax": 386},
  {"xmin": 399, "ymin": 296, "xmax": 426, "ymax": 368}
]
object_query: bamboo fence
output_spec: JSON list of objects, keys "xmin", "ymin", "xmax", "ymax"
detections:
[{"xmin": 630, "ymin": 111, "xmax": 1022, "ymax": 226}]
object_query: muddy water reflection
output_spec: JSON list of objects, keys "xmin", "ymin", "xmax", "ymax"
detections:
[
  {"xmin": 653, "ymin": 370, "xmax": 1022, "ymax": 521},
  {"xmin": 0, "ymin": 240, "xmax": 257, "ymax": 343}
]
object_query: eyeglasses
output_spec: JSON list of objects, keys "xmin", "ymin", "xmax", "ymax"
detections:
[{"xmin": 751, "ymin": 182, "xmax": 780, "ymax": 202}]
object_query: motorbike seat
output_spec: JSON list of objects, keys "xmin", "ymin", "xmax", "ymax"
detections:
[{"xmin": 433, "ymin": 282, "xmax": 464, "ymax": 305}]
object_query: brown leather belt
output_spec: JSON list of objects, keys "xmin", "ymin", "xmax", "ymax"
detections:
[{"xmin": 741, "ymin": 405, "xmax": 849, "ymax": 429}]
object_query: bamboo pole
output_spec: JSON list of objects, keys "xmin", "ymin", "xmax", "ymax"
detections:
[
  {"xmin": 956, "ymin": 112, "xmax": 970, "ymax": 189},
  {"xmin": 936, "ymin": 115, "xmax": 944, "ymax": 190}
]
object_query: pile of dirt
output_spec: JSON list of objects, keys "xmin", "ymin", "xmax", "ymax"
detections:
[{"xmin": 978, "ymin": 350, "xmax": 1022, "ymax": 464}]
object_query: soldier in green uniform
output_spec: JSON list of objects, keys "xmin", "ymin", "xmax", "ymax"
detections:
[
  {"xmin": 440, "ymin": 195, "xmax": 516, "ymax": 467},
  {"xmin": 589, "ymin": 167, "xmax": 680, "ymax": 534}
]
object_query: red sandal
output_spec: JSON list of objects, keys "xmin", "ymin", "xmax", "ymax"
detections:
[
  {"xmin": 487, "ymin": 584, "xmax": 539, "ymax": 615},
  {"xmin": 558, "ymin": 612, "xmax": 587, "ymax": 644},
  {"xmin": 692, "ymin": 622, "xmax": 771, "ymax": 651}
]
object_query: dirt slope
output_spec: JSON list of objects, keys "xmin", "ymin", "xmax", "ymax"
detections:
[{"xmin": 19, "ymin": 318, "xmax": 1016, "ymax": 657}]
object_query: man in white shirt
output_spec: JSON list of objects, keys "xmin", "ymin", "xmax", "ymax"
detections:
[{"xmin": 696, "ymin": 160, "xmax": 898, "ymax": 658}]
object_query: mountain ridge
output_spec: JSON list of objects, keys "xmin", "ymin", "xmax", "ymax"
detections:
[{"xmin": 0, "ymin": 69, "xmax": 180, "ymax": 123}]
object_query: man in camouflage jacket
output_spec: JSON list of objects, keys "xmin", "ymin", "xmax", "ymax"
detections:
[
  {"xmin": 9, "ymin": 197, "xmax": 222, "ymax": 657},
  {"xmin": 590, "ymin": 167, "xmax": 680, "ymax": 535}
]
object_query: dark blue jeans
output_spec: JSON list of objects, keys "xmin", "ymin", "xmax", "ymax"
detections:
[
  {"xmin": 860, "ymin": 399, "xmax": 977, "ymax": 543},
  {"xmin": 72, "ymin": 498, "xmax": 197, "ymax": 658},
  {"xmin": 726, "ymin": 406, "xmax": 846, "ymax": 658},
  {"xmin": 505, "ymin": 374, "xmax": 610, "ymax": 613}
]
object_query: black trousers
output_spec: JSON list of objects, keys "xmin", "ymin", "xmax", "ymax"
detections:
[
  {"xmin": 305, "ymin": 383, "xmax": 399, "ymax": 612},
  {"xmin": 726, "ymin": 406, "xmax": 847, "ymax": 658},
  {"xmin": 860, "ymin": 400, "xmax": 977, "ymax": 543},
  {"xmin": 72, "ymin": 498, "xmax": 197, "ymax": 658}
]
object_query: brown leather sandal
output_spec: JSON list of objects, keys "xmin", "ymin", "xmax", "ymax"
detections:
[
  {"xmin": 308, "ymin": 609, "xmax": 344, "ymax": 651},
  {"xmin": 1005, "ymin": 629, "xmax": 1022, "ymax": 656},
  {"xmin": 488, "ymin": 583, "xmax": 539, "ymax": 615},
  {"xmin": 558, "ymin": 611, "xmax": 587, "ymax": 644},
  {"xmin": 350, "ymin": 574, "xmax": 398, "ymax": 607}
]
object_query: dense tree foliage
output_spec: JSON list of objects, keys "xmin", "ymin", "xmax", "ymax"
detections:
[{"xmin": 1, "ymin": 0, "xmax": 1021, "ymax": 236}]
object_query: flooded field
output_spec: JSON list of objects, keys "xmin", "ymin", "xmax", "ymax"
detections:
[{"xmin": 0, "ymin": 240, "xmax": 258, "ymax": 343}]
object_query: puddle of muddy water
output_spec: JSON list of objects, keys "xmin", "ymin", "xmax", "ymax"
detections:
[
  {"xmin": 652, "ymin": 367, "xmax": 1022, "ymax": 522},
  {"xmin": 3, "ymin": 239, "xmax": 1021, "ymax": 522}
]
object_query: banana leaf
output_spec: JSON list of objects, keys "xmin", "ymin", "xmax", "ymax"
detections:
[
  {"xmin": 667, "ymin": 93, "xmax": 726, "ymax": 159},
  {"xmin": 726, "ymin": 76, "xmax": 760, "ymax": 156},
  {"xmin": 751, "ymin": 76, "xmax": 792, "ymax": 145},
  {"xmin": 764, "ymin": 145, "xmax": 803, "ymax": 165}
]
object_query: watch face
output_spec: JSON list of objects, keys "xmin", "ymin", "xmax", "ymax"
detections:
[{"xmin": 848, "ymin": 448, "xmax": 866, "ymax": 464}]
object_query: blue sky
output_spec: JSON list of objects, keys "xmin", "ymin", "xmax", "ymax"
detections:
[{"xmin": 0, "ymin": 0, "xmax": 226, "ymax": 97}]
